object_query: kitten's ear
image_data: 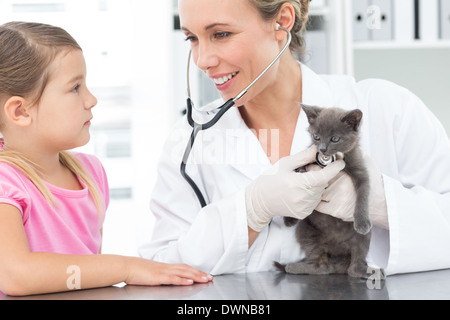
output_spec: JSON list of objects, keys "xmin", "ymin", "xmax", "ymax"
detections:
[
  {"xmin": 301, "ymin": 104, "xmax": 322, "ymax": 124},
  {"xmin": 341, "ymin": 109, "xmax": 363, "ymax": 131}
]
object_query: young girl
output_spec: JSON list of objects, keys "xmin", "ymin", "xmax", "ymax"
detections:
[{"xmin": 0, "ymin": 21, "xmax": 212, "ymax": 297}]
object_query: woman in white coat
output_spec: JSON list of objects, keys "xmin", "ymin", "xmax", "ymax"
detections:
[{"xmin": 139, "ymin": 0, "xmax": 450, "ymax": 276}]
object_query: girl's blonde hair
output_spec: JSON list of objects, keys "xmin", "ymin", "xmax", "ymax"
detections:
[
  {"xmin": 248, "ymin": 0, "xmax": 310, "ymax": 57},
  {"xmin": 0, "ymin": 21, "xmax": 104, "ymax": 213}
]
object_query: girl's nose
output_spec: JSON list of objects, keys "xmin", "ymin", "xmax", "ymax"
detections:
[{"xmin": 85, "ymin": 89, "xmax": 98, "ymax": 109}]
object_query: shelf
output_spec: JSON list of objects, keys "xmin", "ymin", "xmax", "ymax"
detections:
[
  {"xmin": 309, "ymin": 7, "xmax": 331, "ymax": 17},
  {"xmin": 354, "ymin": 40, "xmax": 450, "ymax": 50}
]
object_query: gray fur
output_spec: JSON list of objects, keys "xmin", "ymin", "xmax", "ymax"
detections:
[{"xmin": 276, "ymin": 105, "xmax": 382, "ymax": 279}]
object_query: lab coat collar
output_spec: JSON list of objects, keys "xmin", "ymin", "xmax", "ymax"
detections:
[
  {"xmin": 302, "ymin": 63, "xmax": 359, "ymax": 109},
  {"xmin": 301, "ymin": 63, "xmax": 334, "ymax": 108},
  {"xmin": 301, "ymin": 64, "xmax": 358, "ymax": 110}
]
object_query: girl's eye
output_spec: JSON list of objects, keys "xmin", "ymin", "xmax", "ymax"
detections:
[
  {"xmin": 331, "ymin": 136, "xmax": 341, "ymax": 143},
  {"xmin": 71, "ymin": 84, "xmax": 80, "ymax": 93},
  {"xmin": 313, "ymin": 134, "xmax": 320, "ymax": 141}
]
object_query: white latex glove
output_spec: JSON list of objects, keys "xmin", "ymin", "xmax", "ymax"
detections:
[
  {"xmin": 246, "ymin": 145, "xmax": 346, "ymax": 232},
  {"xmin": 314, "ymin": 155, "xmax": 389, "ymax": 230}
]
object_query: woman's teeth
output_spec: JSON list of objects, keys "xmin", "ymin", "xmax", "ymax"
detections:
[{"xmin": 213, "ymin": 72, "xmax": 237, "ymax": 85}]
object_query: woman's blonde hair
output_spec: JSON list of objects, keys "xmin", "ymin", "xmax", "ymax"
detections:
[
  {"xmin": 0, "ymin": 21, "xmax": 104, "ymax": 213},
  {"xmin": 247, "ymin": 0, "xmax": 310, "ymax": 57}
]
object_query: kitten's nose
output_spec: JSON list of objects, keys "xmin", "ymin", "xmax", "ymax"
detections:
[{"xmin": 319, "ymin": 143, "xmax": 328, "ymax": 154}]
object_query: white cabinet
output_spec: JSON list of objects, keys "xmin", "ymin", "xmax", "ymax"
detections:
[{"xmin": 348, "ymin": 0, "xmax": 450, "ymax": 134}]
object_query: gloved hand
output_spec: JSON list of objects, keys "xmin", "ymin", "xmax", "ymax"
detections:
[
  {"xmin": 313, "ymin": 155, "xmax": 389, "ymax": 229},
  {"xmin": 245, "ymin": 145, "xmax": 346, "ymax": 232}
]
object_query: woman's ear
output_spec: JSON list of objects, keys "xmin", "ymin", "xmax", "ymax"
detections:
[
  {"xmin": 275, "ymin": 2, "xmax": 296, "ymax": 40},
  {"xmin": 3, "ymin": 96, "xmax": 32, "ymax": 127}
]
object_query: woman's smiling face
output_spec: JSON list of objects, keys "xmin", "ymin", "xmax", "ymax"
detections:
[{"xmin": 179, "ymin": 0, "xmax": 282, "ymax": 106}]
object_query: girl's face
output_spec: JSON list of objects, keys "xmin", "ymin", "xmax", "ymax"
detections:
[
  {"xmin": 179, "ymin": 0, "xmax": 282, "ymax": 106},
  {"xmin": 31, "ymin": 49, "xmax": 97, "ymax": 152}
]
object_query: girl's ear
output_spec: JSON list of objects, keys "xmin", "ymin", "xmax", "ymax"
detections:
[{"xmin": 3, "ymin": 96, "xmax": 32, "ymax": 127}]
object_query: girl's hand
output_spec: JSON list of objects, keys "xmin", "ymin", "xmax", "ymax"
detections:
[{"xmin": 125, "ymin": 258, "xmax": 213, "ymax": 286}]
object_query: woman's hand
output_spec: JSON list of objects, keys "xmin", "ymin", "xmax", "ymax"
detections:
[
  {"xmin": 245, "ymin": 145, "xmax": 346, "ymax": 232},
  {"xmin": 313, "ymin": 155, "xmax": 389, "ymax": 229},
  {"xmin": 125, "ymin": 258, "xmax": 213, "ymax": 286}
]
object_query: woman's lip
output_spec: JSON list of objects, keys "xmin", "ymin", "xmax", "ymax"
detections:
[
  {"xmin": 211, "ymin": 72, "xmax": 238, "ymax": 83},
  {"xmin": 211, "ymin": 71, "xmax": 238, "ymax": 79},
  {"xmin": 212, "ymin": 72, "xmax": 238, "ymax": 91}
]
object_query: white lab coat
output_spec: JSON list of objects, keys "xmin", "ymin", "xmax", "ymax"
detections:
[{"xmin": 139, "ymin": 64, "xmax": 450, "ymax": 276}]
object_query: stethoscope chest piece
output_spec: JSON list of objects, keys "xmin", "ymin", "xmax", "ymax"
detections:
[{"xmin": 315, "ymin": 152, "xmax": 337, "ymax": 168}]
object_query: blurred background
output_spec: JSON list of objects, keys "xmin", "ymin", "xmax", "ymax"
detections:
[{"xmin": 1, "ymin": 0, "xmax": 448, "ymax": 257}]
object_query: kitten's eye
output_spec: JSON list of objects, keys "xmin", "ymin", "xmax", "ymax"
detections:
[
  {"xmin": 313, "ymin": 134, "xmax": 320, "ymax": 141},
  {"xmin": 331, "ymin": 136, "xmax": 340, "ymax": 143}
]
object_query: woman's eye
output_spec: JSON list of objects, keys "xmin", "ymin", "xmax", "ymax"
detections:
[
  {"xmin": 184, "ymin": 36, "xmax": 196, "ymax": 42},
  {"xmin": 214, "ymin": 32, "xmax": 231, "ymax": 39},
  {"xmin": 331, "ymin": 136, "xmax": 340, "ymax": 143},
  {"xmin": 313, "ymin": 134, "xmax": 320, "ymax": 141}
]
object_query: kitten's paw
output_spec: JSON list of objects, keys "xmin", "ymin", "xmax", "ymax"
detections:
[
  {"xmin": 354, "ymin": 217, "xmax": 372, "ymax": 235},
  {"xmin": 348, "ymin": 263, "xmax": 383, "ymax": 279},
  {"xmin": 284, "ymin": 263, "xmax": 307, "ymax": 275}
]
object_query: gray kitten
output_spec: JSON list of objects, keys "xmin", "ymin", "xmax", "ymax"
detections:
[{"xmin": 276, "ymin": 105, "xmax": 377, "ymax": 279}]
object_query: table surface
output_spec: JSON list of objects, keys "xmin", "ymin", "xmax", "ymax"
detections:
[{"xmin": 3, "ymin": 269, "xmax": 450, "ymax": 300}]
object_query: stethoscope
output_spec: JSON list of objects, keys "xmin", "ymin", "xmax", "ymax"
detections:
[{"xmin": 181, "ymin": 24, "xmax": 292, "ymax": 208}]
